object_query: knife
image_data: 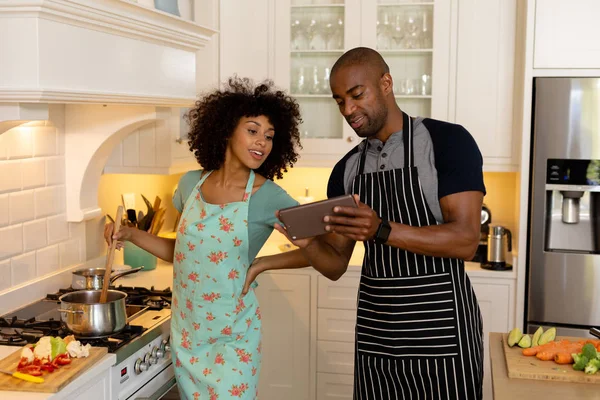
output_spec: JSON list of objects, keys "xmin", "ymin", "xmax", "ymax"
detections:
[{"xmin": 0, "ymin": 369, "xmax": 44, "ymax": 383}]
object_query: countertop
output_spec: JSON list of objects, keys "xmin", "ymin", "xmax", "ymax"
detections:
[
  {"xmin": 112, "ymin": 239, "xmax": 517, "ymax": 291},
  {"xmin": 0, "ymin": 346, "xmax": 116, "ymax": 400},
  {"xmin": 489, "ymin": 332, "xmax": 600, "ymax": 399}
]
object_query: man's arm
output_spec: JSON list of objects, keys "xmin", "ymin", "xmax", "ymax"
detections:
[
  {"xmin": 385, "ymin": 191, "xmax": 482, "ymax": 260},
  {"xmin": 325, "ymin": 191, "xmax": 483, "ymax": 261}
]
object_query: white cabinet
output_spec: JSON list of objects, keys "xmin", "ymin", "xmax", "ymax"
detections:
[
  {"xmin": 533, "ymin": 0, "xmax": 600, "ymax": 69},
  {"xmin": 104, "ymin": 108, "xmax": 198, "ymax": 175},
  {"xmin": 450, "ymin": 0, "xmax": 518, "ymax": 171},
  {"xmin": 269, "ymin": 0, "xmax": 452, "ymax": 166},
  {"xmin": 255, "ymin": 272, "xmax": 311, "ymax": 400},
  {"xmin": 471, "ymin": 278, "xmax": 516, "ymax": 400},
  {"xmin": 257, "ymin": 267, "xmax": 515, "ymax": 400}
]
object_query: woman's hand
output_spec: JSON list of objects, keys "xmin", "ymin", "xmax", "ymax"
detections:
[
  {"xmin": 103, "ymin": 222, "xmax": 137, "ymax": 250},
  {"xmin": 242, "ymin": 257, "xmax": 268, "ymax": 296}
]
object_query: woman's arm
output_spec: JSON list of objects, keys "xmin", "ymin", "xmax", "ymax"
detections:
[
  {"xmin": 104, "ymin": 224, "xmax": 176, "ymax": 263},
  {"xmin": 242, "ymin": 224, "xmax": 356, "ymax": 294}
]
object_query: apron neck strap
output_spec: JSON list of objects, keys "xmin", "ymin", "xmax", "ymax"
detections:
[
  {"xmin": 356, "ymin": 111, "xmax": 413, "ymax": 176},
  {"xmin": 402, "ymin": 111, "xmax": 413, "ymax": 169}
]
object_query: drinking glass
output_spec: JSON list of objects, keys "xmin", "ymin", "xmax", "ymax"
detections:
[
  {"xmin": 291, "ymin": 18, "xmax": 304, "ymax": 50},
  {"xmin": 391, "ymin": 13, "xmax": 405, "ymax": 49}
]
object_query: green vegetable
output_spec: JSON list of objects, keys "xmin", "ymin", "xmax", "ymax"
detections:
[
  {"xmin": 531, "ymin": 327, "xmax": 544, "ymax": 347},
  {"xmin": 507, "ymin": 328, "xmax": 523, "ymax": 347},
  {"xmin": 518, "ymin": 334, "xmax": 532, "ymax": 348},
  {"xmin": 572, "ymin": 353, "xmax": 589, "ymax": 371},
  {"xmin": 538, "ymin": 327, "xmax": 556, "ymax": 345},
  {"xmin": 581, "ymin": 343, "xmax": 598, "ymax": 360},
  {"xmin": 50, "ymin": 337, "xmax": 67, "ymax": 360},
  {"xmin": 584, "ymin": 358, "xmax": 600, "ymax": 375}
]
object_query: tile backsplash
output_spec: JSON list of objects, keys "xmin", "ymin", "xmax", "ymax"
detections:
[{"xmin": 0, "ymin": 112, "xmax": 85, "ymax": 293}]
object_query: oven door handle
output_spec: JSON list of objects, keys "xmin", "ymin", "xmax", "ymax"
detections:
[{"xmin": 135, "ymin": 376, "xmax": 177, "ymax": 400}]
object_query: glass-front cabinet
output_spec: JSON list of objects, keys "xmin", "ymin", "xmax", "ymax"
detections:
[{"xmin": 274, "ymin": 0, "xmax": 450, "ymax": 166}]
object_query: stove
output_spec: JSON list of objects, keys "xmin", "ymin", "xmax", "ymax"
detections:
[{"xmin": 0, "ymin": 284, "xmax": 176, "ymax": 399}]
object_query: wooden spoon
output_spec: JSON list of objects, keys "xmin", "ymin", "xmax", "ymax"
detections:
[{"xmin": 100, "ymin": 206, "xmax": 123, "ymax": 303}]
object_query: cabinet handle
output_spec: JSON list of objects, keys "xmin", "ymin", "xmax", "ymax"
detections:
[
  {"xmin": 347, "ymin": 137, "xmax": 355, "ymax": 143},
  {"xmin": 175, "ymin": 138, "xmax": 184, "ymax": 144}
]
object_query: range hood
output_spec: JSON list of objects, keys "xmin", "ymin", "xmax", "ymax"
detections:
[{"xmin": 0, "ymin": 0, "xmax": 217, "ymax": 222}]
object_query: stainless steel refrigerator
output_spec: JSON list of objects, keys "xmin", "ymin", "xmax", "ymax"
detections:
[{"xmin": 527, "ymin": 77, "xmax": 600, "ymax": 338}]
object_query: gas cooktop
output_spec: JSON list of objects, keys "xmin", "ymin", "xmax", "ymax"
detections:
[{"xmin": 0, "ymin": 285, "xmax": 172, "ymax": 360}]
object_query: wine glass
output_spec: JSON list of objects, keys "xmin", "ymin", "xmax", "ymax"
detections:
[
  {"xmin": 304, "ymin": 16, "xmax": 318, "ymax": 50},
  {"xmin": 291, "ymin": 18, "xmax": 304, "ymax": 50},
  {"xmin": 404, "ymin": 12, "xmax": 421, "ymax": 49},
  {"xmin": 377, "ymin": 11, "xmax": 392, "ymax": 49},
  {"xmin": 391, "ymin": 13, "xmax": 405, "ymax": 49}
]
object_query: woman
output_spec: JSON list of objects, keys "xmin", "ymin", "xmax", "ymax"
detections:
[{"xmin": 105, "ymin": 77, "xmax": 304, "ymax": 399}]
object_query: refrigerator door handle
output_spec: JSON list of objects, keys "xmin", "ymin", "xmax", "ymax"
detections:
[{"xmin": 589, "ymin": 327, "xmax": 600, "ymax": 339}]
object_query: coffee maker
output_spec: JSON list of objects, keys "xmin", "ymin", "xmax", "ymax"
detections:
[{"xmin": 472, "ymin": 204, "xmax": 492, "ymax": 263}]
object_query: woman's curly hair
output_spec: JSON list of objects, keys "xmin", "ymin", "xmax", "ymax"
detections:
[{"xmin": 186, "ymin": 76, "xmax": 302, "ymax": 180}]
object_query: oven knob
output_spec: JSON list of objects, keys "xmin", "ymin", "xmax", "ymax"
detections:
[
  {"xmin": 134, "ymin": 358, "xmax": 149, "ymax": 374},
  {"xmin": 156, "ymin": 347, "xmax": 165, "ymax": 359},
  {"xmin": 144, "ymin": 353, "xmax": 154, "ymax": 367},
  {"xmin": 149, "ymin": 347, "xmax": 159, "ymax": 364},
  {"xmin": 162, "ymin": 339, "xmax": 171, "ymax": 353}
]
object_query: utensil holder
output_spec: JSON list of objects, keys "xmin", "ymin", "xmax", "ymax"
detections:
[{"xmin": 124, "ymin": 242, "xmax": 157, "ymax": 271}]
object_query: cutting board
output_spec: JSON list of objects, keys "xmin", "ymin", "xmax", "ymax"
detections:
[
  {"xmin": 0, "ymin": 347, "xmax": 108, "ymax": 393},
  {"xmin": 502, "ymin": 333, "xmax": 600, "ymax": 383}
]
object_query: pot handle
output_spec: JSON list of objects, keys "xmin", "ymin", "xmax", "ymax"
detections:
[
  {"xmin": 58, "ymin": 309, "xmax": 84, "ymax": 314},
  {"xmin": 110, "ymin": 267, "xmax": 144, "ymax": 283}
]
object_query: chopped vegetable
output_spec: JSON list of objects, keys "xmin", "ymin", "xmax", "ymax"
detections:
[
  {"xmin": 508, "ymin": 328, "xmax": 523, "ymax": 347},
  {"xmin": 581, "ymin": 343, "xmax": 597, "ymax": 360},
  {"xmin": 573, "ymin": 354, "xmax": 589, "ymax": 371},
  {"xmin": 554, "ymin": 352, "xmax": 573, "ymax": 364},
  {"xmin": 20, "ymin": 347, "xmax": 34, "ymax": 363},
  {"xmin": 33, "ymin": 337, "xmax": 52, "ymax": 361},
  {"xmin": 584, "ymin": 358, "xmax": 600, "ymax": 375},
  {"xmin": 66, "ymin": 340, "xmax": 91, "ymax": 358},
  {"xmin": 50, "ymin": 337, "xmax": 67, "ymax": 360}
]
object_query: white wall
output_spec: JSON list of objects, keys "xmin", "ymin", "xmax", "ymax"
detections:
[{"xmin": 0, "ymin": 106, "xmax": 85, "ymax": 293}]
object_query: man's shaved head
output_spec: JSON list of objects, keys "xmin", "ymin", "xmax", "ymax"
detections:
[{"xmin": 331, "ymin": 47, "xmax": 390, "ymax": 80}]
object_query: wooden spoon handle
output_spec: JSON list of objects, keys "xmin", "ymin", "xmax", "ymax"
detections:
[{"xmin": 100, "ymin": 206, "xmax": 123, "ymax": 303}]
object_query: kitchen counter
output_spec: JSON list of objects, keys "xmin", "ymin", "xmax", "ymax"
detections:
[
  {"xmin": 113, "ymin": 239, "xmax": 516, "ymax": 290},
  {"xmin": 489, "ymin": 332, "xmax": 600, "ymax": 399},
  {"xmin": 0, "ymin": 346, "xmax": 116, "ymax": 400}
]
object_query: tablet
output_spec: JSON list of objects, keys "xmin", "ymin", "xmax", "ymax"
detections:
[{"xmin": 278, "ymin": 194, "xmax": 357, "ymax": 240}]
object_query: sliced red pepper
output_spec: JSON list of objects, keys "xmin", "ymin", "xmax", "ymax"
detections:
[
  {"xmin": 55, "ymin": 355, "xmax": 71, "ymax": 365},
  {"xmin": 40, "ymin": 364, "xmax": 55, "ymax": 373},
  {"xmin": 20, "ymin": 365, "xmax": 42, "ymax": 376},
  {"xmin": 17, "ymin": 357, "xmax": 30, "ymax": 368}
]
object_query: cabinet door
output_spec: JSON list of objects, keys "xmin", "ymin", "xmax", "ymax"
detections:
[
  {"xmin": 317, "ymin": 373, "xmax": 354, "ymax": 400},
  {"xmin": 471, "ymin": 281, "xmax": 511, "ymax": 400},
  {"xmin": 273, "ymin": 0, "xmax": 362, "ymax": 165},
  {"xmin": 534, "ymin": 0, "xmax": 600, "ymax": 69},
  {"xmin": 255, "ymin": 272, "xmax": 311, "ymax": 400},
  {"xmin": 453, "ymin": 0, "xmax": 517, "ymax": 169}
]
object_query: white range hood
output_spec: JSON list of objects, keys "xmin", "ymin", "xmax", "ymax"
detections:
[{"xmin": 0, "ymin": 0, "xmax": 217, "ymax": 222}]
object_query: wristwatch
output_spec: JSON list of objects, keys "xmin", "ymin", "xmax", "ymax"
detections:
[{"xmin": 374, "ymin": 218, "xmax": 392, "ymax": 244}]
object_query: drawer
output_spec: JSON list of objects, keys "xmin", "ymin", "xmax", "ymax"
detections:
[
  {"xmin": 318, "ymin": 309, "xmax": 356, "ymax": 343},
  {"xmin": 317, "ymin": 340, "xmax": 355, "ymax": 375},
  {"xmin": 317, "ymin": 274, "xmax": 361, "ymax": 309},
  {"xmin": 317, "ymin": 373, "xmax": 354, "ymax": 400}
]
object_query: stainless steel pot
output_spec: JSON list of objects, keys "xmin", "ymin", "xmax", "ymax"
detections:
[
  {"xmin": 71, "ymin": 267, "xmax": 143, "ymax": 290},
  {"xmin": 58, "ymin": 290, "xmax": 127, "ymax": 337}
]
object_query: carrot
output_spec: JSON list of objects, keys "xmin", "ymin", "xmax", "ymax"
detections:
[
  {"xmin": 554, "ymin": 353, "xmax": 573, "ymax": 364},
  {"xmin": 522, "ymin": 347, "xmax": 539, "ymax": 356},
  {"xmin": 536, "ymin": 351, "xmax": 556, "ymax": 361}
]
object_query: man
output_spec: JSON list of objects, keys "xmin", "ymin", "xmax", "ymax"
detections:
[{"xmin": 316, "ymin": 47, "xmax": 485, "ymax": 399}]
